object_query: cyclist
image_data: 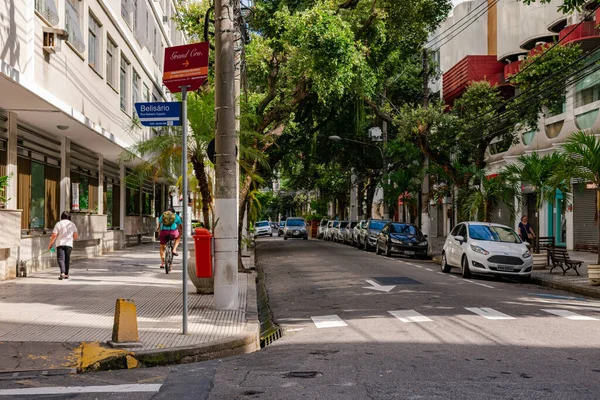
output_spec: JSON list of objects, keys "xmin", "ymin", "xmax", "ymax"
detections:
[{"xmin": 157, "ymin": 207, "xmax": 182, "ymax": 268}]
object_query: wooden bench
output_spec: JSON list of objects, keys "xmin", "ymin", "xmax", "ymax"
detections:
[
  {"xmin": 548, "ymin": 248, "xmax": 583, "ymax": 276},
  {"xmin": 536, "ymin": 236, "xmax": 555, "ymax": 264}
]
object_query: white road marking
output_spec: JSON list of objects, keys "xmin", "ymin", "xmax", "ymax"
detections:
[
  {"xmin": 425, "ymin": 268, "xmax": 433, "ymax": 271},
  {"xmin": 363, "ymin": 279, "xmax": 395, "ymax": 292},
  {"xmin": 463, "ymin": 280, "xmax": 495, "ymax": 289},
  {"xmin": 311, "ymin": 315, "xmax": 348, "ymax": 329},
  {"xmin": 465, "ymin": 307, "xmax": 516, "ymax": 320},
  {"xmin": 541, "ymin": 309, "xmax": 598, "ymax": 321},
  {"xmin": 0, "ymin": 384, "xmax": 162, "ymax": 396},
  {"xmin": 389, "ymin": 310, "xmax": 433, "ymax": 323}
]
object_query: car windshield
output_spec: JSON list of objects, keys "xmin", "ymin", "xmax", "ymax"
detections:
[
  {"xmin": 333, "ymin": 221, "xmax": 340, "ymax": 227},
  {"xmin": 256, "ymin": 221, "xmax": 269, "ymax": 227},
  {"xmin": 390, "ymin": 223, "xmax": 419, "ymax": 235},
  {"xmin": 286, "ymin": 219, "xmax": 305, "ymax": 227},
  {"xmin": 279, "ymin": 222, "xmax": 285, "ymax": 226},
  {"xmin": 320, "ymin": 220, "xmax": 328, "ymax": 226},
  {"xmin": 350, "ymin": 222, "xmax": 358, "ymax": 228},
  {"xmin": 340, "ymin": 222, "xmax": 348, "ymax": 228},
  {"xmin": 468, "ymin": 225, "xmax": 521, "ymax": 243},
  {"xmin": 369, "ymin": 220, "xmax": 387, "ymax": 230}
]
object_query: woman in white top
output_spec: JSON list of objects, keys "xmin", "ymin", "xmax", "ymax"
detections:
[{"xmin": 48, "ymin": 211, "xmax": 79, "ymax": 280}]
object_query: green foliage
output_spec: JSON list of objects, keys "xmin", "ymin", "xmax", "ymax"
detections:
[
  {"xmin": 0, "ymin": 174, "xmax": 11, "ymax": 204},
  {"xmin": 459, "ymin": 169, "xmax": 520, "ymax": 223},
  {"xmin": 520, "ymin": 0, "xmax": 590, "ymax": 13},
  {"xmin": 562, "ymin": 131, "xmax": 600, "ymax": 187}
]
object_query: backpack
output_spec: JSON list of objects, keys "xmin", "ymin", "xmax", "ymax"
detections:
[{"xmin": 162, "ymin": 211, "xmax": 176, "ymax": 227}]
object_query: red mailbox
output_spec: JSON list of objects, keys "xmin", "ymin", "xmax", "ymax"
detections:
[{"xmin": 193, "ymin": 228, "xmax": 213, "ymax": 278}]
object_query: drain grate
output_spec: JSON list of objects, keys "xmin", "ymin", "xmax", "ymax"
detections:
[
  {"xmin": 283, "ymin": 371, "xmax": 322, "ymax": 379},
  {"xmin": 373, "ymin": 277, "xmax": 422, "ymax": 285}
]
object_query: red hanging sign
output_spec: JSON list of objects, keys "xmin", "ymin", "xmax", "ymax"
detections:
[{"xmin": 163, "ymin": 42, "xmax": 209, "ymax": 93}]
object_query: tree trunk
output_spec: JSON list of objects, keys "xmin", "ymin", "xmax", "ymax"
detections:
[
  {"xmin": 191, "ymin": 157, "xmax": 212, "ymax": 229},
  {"xmin": 597, "ymin": 189, "xmax": 600, "ymax": 264},
  {"xmin": 366, "ymin": 179, "xmax": 377, "ymax": 219},
  {"xmin": 357, "ymin": 180, "xmax": 364, "ymax": 219}
]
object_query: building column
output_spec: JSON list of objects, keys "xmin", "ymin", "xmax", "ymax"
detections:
[
  {"xmin": 139, "ymin": 184, "xmax": 143, "ymax": 217},
  {"xmin": 119, "ymin": 162, "xmax": 126, "ymax": 231},
  {"xmin": 97, "ymin": 154, "xmax": 104, "ymax": 215},
  {"xmin": 60, "ymin": 137, "xmax": 71, "ymax": 213},
  {"xmin": 160, "ymin": 184, "xmax": 165, "ymax": 213},
  {"xmin": 5, "ymin": 112, "xmax": 17, "ymax": 210}
]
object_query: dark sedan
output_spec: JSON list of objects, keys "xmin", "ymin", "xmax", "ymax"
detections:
[{"xmin": 375, "ymin": 222, "xmax": 428, "ymax": 258}]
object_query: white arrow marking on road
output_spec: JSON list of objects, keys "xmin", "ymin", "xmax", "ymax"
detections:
[
  {"xmin": 389, "ymin": 310, "xmax": 432, "ymax": 323},
  {"xmin": 311, "ymin": 315, "xmax": 348, "ymax": 329},
  {"xmin": 542, "ymin": 309, "xmax": 598, "ymax": 320},
  {"xmin": 363, "ymin": 279, "xmax": 395, "ymax": 292},
  {"xmin": 0, "ymin": 384, "xmax": 162, "ymax": 396},
  {"xmin": 465, "ymin": 307, "xmax": 516, "ymax": 320}
]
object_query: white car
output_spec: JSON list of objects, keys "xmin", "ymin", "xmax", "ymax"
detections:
[
  {"xmin": 441, "ymin": 222, "xmax": 533, "ymax": 282},
  {"xmin": 254, "ymin": 221, "xmax": 272, "ymax": 237}
]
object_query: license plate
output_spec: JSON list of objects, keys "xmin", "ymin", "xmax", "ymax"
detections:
[
  {"xmin": 497, "ymin": 265, "xmax": 513, "ymax": 271},
  {"xmin": 403, "ymin": 250, "xmax": 415, "ymax": 256},
  {"xmin": 293, "ymin": 231, "xmax": 299, "ymax": 235}
]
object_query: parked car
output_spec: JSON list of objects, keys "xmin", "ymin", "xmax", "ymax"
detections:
[
  {"xmin": 345, "ymin": 221, "xmax": 358, "ymax": 244},
  {"xmin": 278, "ymin": 221, "xmax": 285, "ymax": 236},
  {"xmin": 317, "ymin": 219, "xmax": 328, "ymax": 239},
  {"xmin": 254, "ymin": 220, "xmax": 272, "ymax": 237},
  {"xmin": 360, "ymin": 219, "xmax": 390, "ymax": 251},
  {"xmin": 353, "ymin": 220, "xmax": 366, "ymax": 246},
  {"xmin": 441, "ymin": 222, "xmax": 533, "ymax": 281},
  {"xmin": 325, "ymin": 220, "xmax": 340, "ymax": 241},
  {"xmin": 283, "ymin": 217, "xmax": 308, "ymax": 240},
  {"xmin": 375, "ymin": 222, "xmax": 428, "ymax": 258},
  {"xmin": 270, "ymin": 222, "xmax": 279, "ymax": 232},
  {"xmin": 335, "ymin": 221, "xmax": 349, "ymax": 243}
]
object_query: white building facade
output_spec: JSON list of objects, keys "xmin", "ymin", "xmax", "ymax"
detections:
[{"xmin": 0, "ymin": 0, "xmax": 186, "ymax": 279}]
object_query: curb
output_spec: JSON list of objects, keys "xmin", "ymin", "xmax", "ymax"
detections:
[
  {"xmin": 530, "ymin": 276, "xmax": 600, "ymax": 300},
  {"xmin": 85, "ymin": 269, "xmax": 261, "ymax": 372}
]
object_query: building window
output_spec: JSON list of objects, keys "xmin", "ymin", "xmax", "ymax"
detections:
[
  {"xmin": 132, "ymin": 69, "xmax": 140, "ymax": 112},
  {"xmin": 121, "ymin": 0, "xmax": 131, "ymax": 27},
  {"xmin": 120, "ymin": 56, "xmax": 130, "ymax": 113},
  {"xmin": 126, "ymin": 187, "xmax": 140, "ymax": 215},
  {"xmin": 143, "ymin": 83, "xmax": 150, "ymax": 102},
  {"xmin": 30, "ymin": 162, "xmax": 45, "ymax": 230},
  {"xmin": 153, "ymin": 27, "xmax": 158, "ymax": 60},
  {"xmin": 106, "ymin": 37, "xmax": 117, "ymax": 88},
  {"xmin": 106, "ymin": 183, "xmax": 114, "ymax": 228},
  {"xmin": 65, "ymin": 0, "xmax": 85, "ymax": 53},
  {"xmin": 132, "ymin": 0, "xmax": 138, "ymax": 32},
  {"xmin": 35, "ymin": 0, "xmax": 59, "ymax": 25},
  {"xmin": 79, "ymin": 175, "xmax": 90, "ymax": 210},
  {"xmin": 88, "ymin": 13, "xmax": 102, "ymax": 72}
]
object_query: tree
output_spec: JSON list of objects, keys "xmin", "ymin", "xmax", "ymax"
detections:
[
  {"xmin": 460, "ymin": 169, "xmax": 520, "ymax": 223},
  {"xmin": 503, "ymin": 152, "xmax": 570, "ymax": 245},
  {"xmin": 562, "ymin": 131, "xmax": 600, "ymax": 264}
]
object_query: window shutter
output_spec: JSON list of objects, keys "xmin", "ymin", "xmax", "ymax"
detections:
[{"xmin": 135, "ymin": 0, "xmax": 147, "ymax": 45}]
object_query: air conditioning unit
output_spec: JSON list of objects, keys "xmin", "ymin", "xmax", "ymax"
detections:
[
  {"xmin": 368, "ymin": 126, "xmax": 383, "ymax": 142},
  {"xmin": 567, "ymin": 12, "xmax": 581, "ymax": 26},
  {"xmin": 42, "ymin": 27, "xmax": 68, "ymax": 54},
  {"xmin": 517, "ymin": 55, "xmax": 526, "ymax": 61}
]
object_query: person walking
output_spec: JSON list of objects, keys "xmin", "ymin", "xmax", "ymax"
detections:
[
  {"xmin": 518, "ymin": 215, "xmax": 535, "ymax": 245},
  {"xmin": 48, "ymin": 211, "xmax": 79, "ymax": 280},
  {"xmin": 157, "ymin": 207, "xmax": 183, "ymax": 268}
]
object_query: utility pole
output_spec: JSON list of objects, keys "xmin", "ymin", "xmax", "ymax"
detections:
[
  {"xmin": 420, "ymin": 48, "xmax": 431, "ymax": 245},
  {"xmin": 214, "ymin": 0, "xmax": 239, "ymax": 310}
]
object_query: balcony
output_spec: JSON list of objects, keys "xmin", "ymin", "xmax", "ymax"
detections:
[
  {"xmin": 442, "ymin": 56, "xmax": 506, "ymax": 105},
  {"xmin": 504, "ymin": 60, "xmax": 523, "ymax": 80},
  {"xmin": 559, "ymin": 21, "xmax": 600, "ymax": 46}
]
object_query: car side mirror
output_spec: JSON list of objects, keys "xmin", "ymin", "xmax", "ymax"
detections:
[
  {"xmin": 423, "ymin": 234, "xmax": 428, "ymax": 239},
  {"xmin": 454, "ymin": 235, "xmax": 465, "ymax": 242}
]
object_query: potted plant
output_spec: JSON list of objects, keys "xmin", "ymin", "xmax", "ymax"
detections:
[
  {"xmin": 503, "ymin": 152, "xmax": 569, "ymax": 269},
  {"xmin": 562, "ymin": 131, "xmax": 600, "ymax": 285}
]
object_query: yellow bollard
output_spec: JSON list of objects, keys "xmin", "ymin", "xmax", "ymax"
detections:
[{"xmin": 108, "ymin": 299, "xmax": 142, "ymax": 348}]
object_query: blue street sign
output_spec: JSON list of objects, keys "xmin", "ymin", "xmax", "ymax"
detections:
[{"xmin": 134, "ymin": 102, "xmax": 182, "ymax": 127}]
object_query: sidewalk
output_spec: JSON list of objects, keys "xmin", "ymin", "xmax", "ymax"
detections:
[
  {"xmin": 0, "ymin": 242, "xmax": 259, "ymax": 373},
  {"xmin": 531, "ymin": 250, "xmax": 600, "ymax": 299}
]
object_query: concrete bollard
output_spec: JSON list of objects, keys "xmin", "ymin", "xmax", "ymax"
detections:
[{"xmin": 107, "ymin": 299, "xmax": 143, "ymax": 348}]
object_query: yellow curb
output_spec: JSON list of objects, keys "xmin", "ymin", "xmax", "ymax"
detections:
[{"xmin": 77, "ymin": 342, "xmax": 133, "ymax": 371}]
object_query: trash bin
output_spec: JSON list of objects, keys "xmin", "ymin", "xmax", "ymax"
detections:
[{"xmin": 193, "ymin": 228, "xmax": 213, "ymax": 278}]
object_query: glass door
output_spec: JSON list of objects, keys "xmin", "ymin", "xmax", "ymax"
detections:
[{"xmin": 548, "ymin": 190, "xmax": 566, "ymax": 247}]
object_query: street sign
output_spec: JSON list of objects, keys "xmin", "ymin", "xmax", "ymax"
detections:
[
  {"xmin": 163, "ymin": 42, "xmax": 209, "ymax": 93},
  {"xmin": 134, "ymin": 102, "xmax": 181, "ymax": 127}
]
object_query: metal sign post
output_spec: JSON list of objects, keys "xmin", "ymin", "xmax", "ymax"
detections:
[{"xmin": 181, "ymin": 85, "xmax": 189, "ymax": 335}]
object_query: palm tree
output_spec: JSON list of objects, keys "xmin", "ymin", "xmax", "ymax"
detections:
[
  {"xmin": 562, "ymin": 131, "xmax": 600, "ymax": 264},
  {"xmin": 460, "ymin": 169, "xmax": 520, "ymax": 223},
  {"xmin": 503, "ymin": 152, "xmax": 569, "ymax": 247}
]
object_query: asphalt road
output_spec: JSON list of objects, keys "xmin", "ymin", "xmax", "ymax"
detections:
[{"xmin": 2, "ymin": 236, "xmax": 600, "ymax": 399}]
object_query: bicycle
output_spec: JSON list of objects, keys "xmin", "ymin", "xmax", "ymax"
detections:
[{"xmin": 164, "ymin": 235, "xmax": 175, "ymax": 274}]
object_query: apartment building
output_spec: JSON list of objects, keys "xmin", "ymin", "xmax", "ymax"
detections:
[
  {"xmin": 0, "ymin": 0, "xmax": 186, "ymax": 280},
  {"xmin": 428, "ymin": 0, "xmax": 600, "ymax": 251}
]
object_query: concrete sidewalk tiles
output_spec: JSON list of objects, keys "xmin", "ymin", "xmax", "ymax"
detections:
[{"xmin": 0, "ymin": 243, "xmax": 255, "ymax": 361}]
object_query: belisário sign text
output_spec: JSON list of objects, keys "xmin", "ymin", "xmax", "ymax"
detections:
[{"xmin": 163, "ymin": 42, "xmax": 209, "ymax": 93}]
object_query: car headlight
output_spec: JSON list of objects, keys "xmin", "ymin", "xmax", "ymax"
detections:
[
  {"xmin": 419, "ymin": 241, "xmax": 428, "ymax": 246},
  {"xmin": 301, "ymin": 228, "xmax": 306, "ymax": 232},
  {"xmin": 522, "ymin": 251, "xmax": 532, "ymax": 259},
  {"xmin": 470, "ymin": 244, "xmax": 489, "ymax": 255},
  {"xmin": 391, "ymin": 238, "xmax": 401, "ymax": 244}
]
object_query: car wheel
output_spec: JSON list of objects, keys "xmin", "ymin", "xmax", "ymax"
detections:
[
  {"xmin": 284, "ymin": 237, "xmax": 288, "ymax": 241},
  {"xmin": 270, "ymin": 233, "xmax": 273, "ymax": 237},
  {"xmin": 375, "ymin": 242, "xmax": 381, "ymax": 255},
  {"xmin": 461, "ymin": 256, "xmax": 472, "ymax": 279},
  {"xmin": 519, "ymin": 275, "xmax": 531, "ymax": 283},
  {"xmin": 385, "ymin": 242, "xmax": 391, "ymax": 257},
  {"xmin": 364, "ymin": 239, "xmax": 369, "ymax": 251},
  {"xmin": 303, "ymin": 236, "xmax": 308, "ymax": 240},
  {"xmin": 441, "ymin": 252, "xmax": 452, "ymax": 273}
]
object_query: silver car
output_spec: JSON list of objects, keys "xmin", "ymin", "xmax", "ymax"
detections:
[
  {"xmin": 254, "ymin": 220, "xmax": 272, "ymax": 237},
  {"xmin": 353, "ymin": 220, "xmax": 366, "ymax": 246},
  {"xmin": 345, "ymin": 221, "xmax": 358, "ymax": 244},
  {"xmin": 335, "ymin": 221, "xmax": 349, "ymax": 243},
  {"xmin": 317, "ymin": 219, "xmax": 328, "ymax": 239}
]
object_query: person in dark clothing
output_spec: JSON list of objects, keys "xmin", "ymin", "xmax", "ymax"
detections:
[
  {"xmin": 518, "ymin": 215, "xmax": 535, "ymax": 244},
  {"xmin": 48, "ymin": 211, "xmax": 79, "ymax": 280}
]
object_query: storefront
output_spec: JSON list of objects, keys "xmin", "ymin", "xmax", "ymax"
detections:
[{"xmin": 573, "ymin": 183, "xmax": 598, "ymax": 251}]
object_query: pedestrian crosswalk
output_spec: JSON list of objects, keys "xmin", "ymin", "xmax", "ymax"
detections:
[{"xmin": 310, "ymin": 307, "xmax": 600, "ymax": 328}]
